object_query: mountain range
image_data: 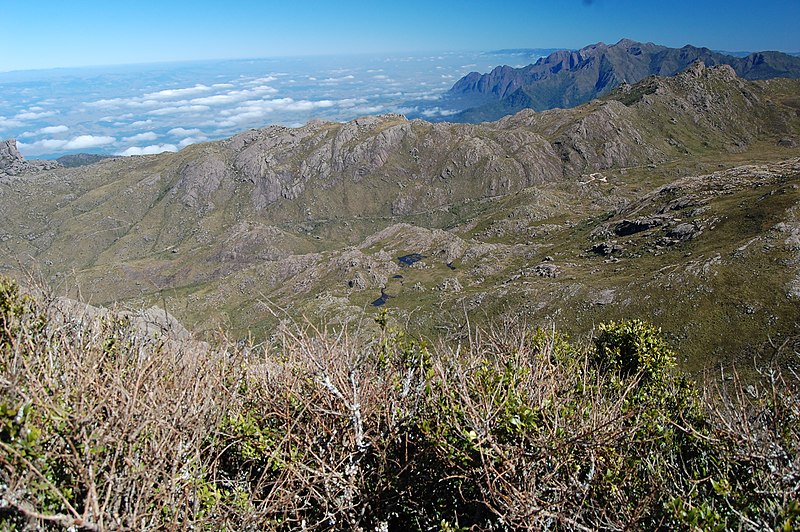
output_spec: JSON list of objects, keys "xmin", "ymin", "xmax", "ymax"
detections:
[
  {"xmin": 2, "ymin": 60, "xmax": 799, "ymax": 371},
  {"xmin": 446, "ymin": 38, "xmax": 800, "ymax": 122}
]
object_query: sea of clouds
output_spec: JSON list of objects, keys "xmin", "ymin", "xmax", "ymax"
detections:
[{"xmin": 0, "ymin": 51, "xmax": 535, "ymax": 159}]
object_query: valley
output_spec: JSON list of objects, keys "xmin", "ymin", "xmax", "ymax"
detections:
[{"xmin": 1, "ymin": 63, "xmax": 799, "ymax": 371}]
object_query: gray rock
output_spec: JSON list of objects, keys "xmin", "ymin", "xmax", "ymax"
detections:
[
  {"xmin": 348, "ymin": 272, "xmax": 367, "ymax": 290},
  {"xmin": 0, "ymin": 139, "xmax": 61, "ymax": 177},
  {"xmin": 667, "ymin": 223, "xmax": 701, "ymax": 241},
  {"xmin": 531, "ymin": 263, "xmax": 559, "ymax": 278},
  {"xmin": 614, "ymin": 217, "xmax": 666, "ymax": 236},
  {"xmin": 176, "ymin": 155, "xmax": 228, "ymax": 211},
  {"xmin": 590, "ymin": 241, "xmax": 624, "ymax": 256},
  {"xmin": 592, "ymin": 289, "xmax": 616, "ymax": 305},
  {"xmin": 437, "ymin": 278, "xmax": 463, "ymax": 292}
]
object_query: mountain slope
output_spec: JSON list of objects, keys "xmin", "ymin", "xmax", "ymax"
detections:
[
  {"xmin": 1, "ymin": 65, "xmax": 799, "ymax": 370},
  {"xmin": 447, "ymin": 39, "xmax": 800, "ymax": 122}
]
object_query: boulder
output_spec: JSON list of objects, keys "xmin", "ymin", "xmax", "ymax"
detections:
[{"xmin": 614, "ymin": 217, "xmax": 665, "ymax": 236}]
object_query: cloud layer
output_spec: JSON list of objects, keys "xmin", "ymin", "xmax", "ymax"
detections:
[{"xmin": 1, "ymin": 51, "xmax": 538, "ymax": 158}]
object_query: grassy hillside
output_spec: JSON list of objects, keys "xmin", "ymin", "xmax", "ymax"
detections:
[{"xmin": 1, "ymin": 277, "xmax": 799, "ymax": 530}]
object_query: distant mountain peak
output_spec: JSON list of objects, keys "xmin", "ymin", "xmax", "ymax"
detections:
[
  {"xmin": 446, "ymin": 39, "xmax": 800, "ymax": 123},
  {"xmin": 615, "ymin": 37, "xmax": 640, "ymax": 47}
]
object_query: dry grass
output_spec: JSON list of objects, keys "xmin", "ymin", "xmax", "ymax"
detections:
[{"xmin": 1, "ymin": 277, "xmax": 799, "ymax": 530}]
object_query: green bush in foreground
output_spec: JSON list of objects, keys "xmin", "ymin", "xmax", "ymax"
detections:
[{"xmin": 1, "ymin": 277, "xmax": 799, "ymax": 530}]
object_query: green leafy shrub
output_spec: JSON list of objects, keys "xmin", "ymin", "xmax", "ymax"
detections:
[{"xmin": 593, "ymin": 319, "xmax": 676, "ymax": 383}]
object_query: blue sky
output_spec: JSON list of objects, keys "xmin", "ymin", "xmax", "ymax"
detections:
[{"xmin": 1, "ymin": 0, "xmax": 798, "ymax": 72}]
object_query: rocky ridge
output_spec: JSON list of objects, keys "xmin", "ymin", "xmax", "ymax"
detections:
[
  {"xmin": 163, "ymin": 64, "xmax": 788, "ymax": 220},
  {"xmin": 447, "ymin": 38, "xmax": 800, "ymax": 122}
]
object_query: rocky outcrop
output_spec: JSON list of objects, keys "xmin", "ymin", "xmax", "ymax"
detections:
[
  {"xmin": 50, "ymin": 296, "xmax": 195, "ymax": 343},
  {"xmin": 175, "ymin": 154, "xmax": 229, "ymax": 211},
  {"xmin": 0, "ymin": 139, "xmax": 60, "ymax": 177}
]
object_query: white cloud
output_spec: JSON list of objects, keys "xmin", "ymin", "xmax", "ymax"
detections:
[
  {"xmin": 244, "ymin": 76, "xmax": 277, "ymax": 86},
  {"xmin": 337, "ymin": 98, "xmax": 368, "ymax": 108},
  {"xmin": 420, "ymin": 107, "xmax": 458, "ymax": 118},
  {"xmin": 15, "ymin": 134, "xmax": 114, "ymax": 155},
  {"xmin": 414, "ymin": 93, "xmax": 443, "ymax": 101},
  {"xmin": 130, "ymin": 119, "xmax": 154, "ymax": 127},
  {"xmin": 178, "ymin": 136, "xmax": 208, "ymax": 148},
  {"xmin": 147, "ymin": 105, "xmax": 211, "ymax": 116},
  {"xmin": 321, "ymin": 75, "xmax": 355, "ymax": 83},
  {"xmin": 0, "ymin": 116, "xmax": 22, "ymax": 130},
  {"xmin": 117, "ymin": 144, "xmax": 177, "ymax": 156},
  {"xmin": 86, "ymin": 97, "xmax": 163, "ymax": 109},
  {"xmin": 168, "ymin": 127, "xmax": 202, "ymax": 136},
  {"xmin": 392, "ymin": 106, "xmax": 418, "ymax": 115},
  {"xmin": 123, "ymin": 131, "xmax": 158, "ymax": 143},
  {"xmin": 215, "ymin": 98, "xmax": 337, "ymax": 126},
  {"xmin": 63, "ymin": 135, "xmax": 116, "ymax": 150},
  {"xmin": 352, "ymin": 105, "xmax": 385, "ymax": 114},
  {"xmin": 17, "ymin": 139, "xmax": 69, "ymax": 153},
  {"xmin": 283, "ymin": 99, "xmax": 334, "ymax": 111},
  {"xmin": 38, "ymin": 125, "xmax": 69, "ymax": 134},
  {"xmin": 15, "ymin": 110, "xmax": 56, "ymax": 120},
  {"xmin": 189, "ymin": 94, "xmax": 239, "ymax": 106},
  {"xmin": 143, "ymin": 84, "xmax": 212, "ymax": 100}
]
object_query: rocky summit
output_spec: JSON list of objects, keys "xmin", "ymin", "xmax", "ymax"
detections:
[
  {"xmin": 1, "ymin": 63, "xmax": 799, "ymax": 372},
  {"xmin": 0, "ymin": 139, "xmax": 60, "ymax": 178}
]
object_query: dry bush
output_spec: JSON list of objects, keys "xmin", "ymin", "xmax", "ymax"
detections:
[
  {"xmin": 2, "ymin": 277, "xmax": 799, "ymax": 531},
  {"xmin": 1, "ymin": 277, "xmax": 244, "ymax": 529}
]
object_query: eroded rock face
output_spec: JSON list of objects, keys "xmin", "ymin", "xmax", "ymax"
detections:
[
  {"xmin": 224, "ymin": 114, "xmax": 567, "ymax": 213},
  {"xmin": 0, "ymin": 139, "xmax": 60, "ymax": 177},
  {"xmin": 175, "ymin": 155, "xmax": 229, "ymax": 211},
  {"xmin": 552, "ymin": 101, "xmax": 658, "ymax": 173}
]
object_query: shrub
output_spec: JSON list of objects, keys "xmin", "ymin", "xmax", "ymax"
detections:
[
  {"xmin": 0, "ymin": 277, "xmax": 798, "ymax": 530},
  {"xmin": 593, "ymin": 319, "xmax": 676, "ymax": 383}
]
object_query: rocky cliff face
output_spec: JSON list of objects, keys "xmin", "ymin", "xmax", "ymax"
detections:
[
  {"xmin": 447, "ymin": 39, "xmax": 800, "ymax": 122},
  {"xmin": 0, "ymin": 139, "xmax": 60, "ymax": 177}
]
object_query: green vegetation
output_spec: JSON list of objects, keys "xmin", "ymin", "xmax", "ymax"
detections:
[{"xmin": 2, "ymin": 277, "xmax": 798, "ymax": 530}]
